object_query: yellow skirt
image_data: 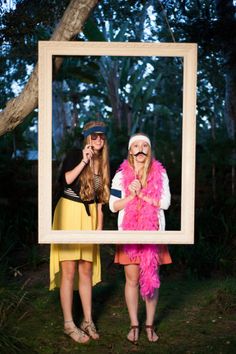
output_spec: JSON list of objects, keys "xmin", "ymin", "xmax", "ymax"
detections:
[{"xmin": 49, "ymin": 197, "xmax": 101, "ymax": 290}]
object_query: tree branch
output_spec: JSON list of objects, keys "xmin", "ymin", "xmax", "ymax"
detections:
[{"xmin": 0, "ymin": 0, "xmax": 99, "ymax": 136}]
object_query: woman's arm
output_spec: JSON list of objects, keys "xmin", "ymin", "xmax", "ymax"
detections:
[
  {"xmin": 96, "ymin": 203, "xmax": 103, "ymax": 230},
  {"xmin": 113, "ymin": 179, "xmax": 141, "ymax": 211},
  {"xmin": 65, "ymin": 160, "xmax": 87, "ymax": 185},
  {"xmin": 138, "ymin": 193, "xmax": 160, "ymax": 207},
  {"xmin": 109, "ymin": 171, "xmax": 138, "ymax": 212},
  {"xmin": 113, "ymin": 194, "xmax": 135, "ymax": 212},
  {"xmin": 137, "ymin": 172, "xmax": 170, "ymax": 209},
  {"xmin": 64, "ymin": 145, "xmax": 94, "ymax": 185},
  {"xmin": 159, "ymin": 172, "xmax": 171, "ymax": 209}
]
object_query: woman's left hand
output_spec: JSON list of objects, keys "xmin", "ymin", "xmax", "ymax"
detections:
[
  {"xmin": 139, "ymin": 193, "xmax": 159, "ymax": 207},
  {"xmin": 128, "ymin": 179, "xmax": 142, "ymax": 195}
]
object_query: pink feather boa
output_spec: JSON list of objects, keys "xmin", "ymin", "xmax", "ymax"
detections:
[{"xmin": 119, "ymin": 159, "xmax": 165, "ymax": 299}]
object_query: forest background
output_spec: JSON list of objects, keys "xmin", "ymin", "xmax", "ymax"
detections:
[{"xmin": 0, "ymin": 0, "xmax": 235, "ymax": 353}]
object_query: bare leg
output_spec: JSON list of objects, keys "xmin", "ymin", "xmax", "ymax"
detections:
[
  {"xmin": 60, "ymin": 260, "xmax": 89, "ymax": 343},
  {"xmin": 78, "ymin": 260, "xmax": 99, "ymax": 339},
  {"xmin": 60, "ymin": 260, "xmax": 76, "ymax": 323},
  {"xmin": 145, "ymin": 288, "xmax": 159, "ymax": 342},
  {"xmin": 124, "ymin": 264, "xmax": 140, "ymax": 342},
  {"xmin": 78, "ymin": 260, "xmax": 93, "ymax": 321}
]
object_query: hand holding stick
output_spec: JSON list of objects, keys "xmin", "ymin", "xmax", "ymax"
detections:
[
  {"xmin": 128, "ymin": 179, "xmax": 142, "ymax": 196},
  {"xmin": 82, "ymin": 143, "xmax": 94, "ymax": 164}
]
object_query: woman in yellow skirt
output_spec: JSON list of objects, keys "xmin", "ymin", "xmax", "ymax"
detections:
[{"xmin": 50, "ymin": 121, "xmax": 110, "ymax": 344}]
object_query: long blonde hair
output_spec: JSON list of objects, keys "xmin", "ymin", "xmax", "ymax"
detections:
[
  {"xmin": 78, "ymin": 121, "xmax": 110, "ymax": 203},
  {"xmin": 127, "ymin": 133, "xmax": 152, "ymax": 188}
]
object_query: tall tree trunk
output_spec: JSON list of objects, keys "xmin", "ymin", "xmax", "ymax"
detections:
[
  {"xmin": 224, "ymin": 73, "xmax": 236, "ymax": 140},
  {"xmin": 99, "ymin": 58, "xmax": 122, "ymax": 130},
  {"xmin": 225, "ymin": 73, "xmax": 236, "ymax": 195},
  {"xmin": 0, "ymin": 0, "xmax": 99, "ymax": 136},
  {"xmin": 215, "ymin": 0, "xmax": 236, "ymax": 195},
  {"xmin": 52, "ymin": 81, "xmax": 71, "ymax": 155},
  {"xmin": 211, "ymin": 114, "xmax": 217, "ymax": 200}
]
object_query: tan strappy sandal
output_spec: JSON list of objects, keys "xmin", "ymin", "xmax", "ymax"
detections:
[
  {"xmin": 64, "ymin": 325, "xmax": 90, "ymax": 344},
  {"xmin": 80, "ymin": 319, "xmax": 99, "ymax": 340},
  {"xmin": 127, "ymin": 325, "xmax": 139, "ymax": 345},
  {"xmin": 145, "ymin": 324, "xmax": 159, "ymax": 342}
]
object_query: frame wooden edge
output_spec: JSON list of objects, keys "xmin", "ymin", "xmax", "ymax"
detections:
[
  {"xmin": 38, "ymin": 41, "xmax": 197, "ymax": 244},
  {"xmin": 39, "ymin": 230, "xmax": 194, "ymax": 244}
]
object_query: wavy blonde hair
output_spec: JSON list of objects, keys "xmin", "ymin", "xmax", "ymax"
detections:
[
  {"xmin": 78, "ymin": 121, "xmax": 110, "ymax": 203},
  {"xmin": 127, "ymin": 133, "xmax": 152, "ymax": 188}
]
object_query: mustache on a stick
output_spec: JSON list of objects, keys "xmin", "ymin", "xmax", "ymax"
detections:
[{"xmin": 133, "ymin": 151, "xmax": 147, "ymax": 157}]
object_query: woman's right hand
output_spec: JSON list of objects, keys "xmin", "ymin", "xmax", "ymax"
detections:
[
  {"xmin": 82, "ymin": 144, "xmax": 94, "ymax": 163},
  {"xmin": 128, "ymin": 179, "xmax": 142, "ymax": 196}
]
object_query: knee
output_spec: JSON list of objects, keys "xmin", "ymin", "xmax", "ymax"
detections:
[
  {"xmin": 79, "ymin": 262, "xmax": 92, "ymax": 280},
  {"xmin": 126, "ymin": 276, "xmax": 139, "ymax": 288},
  {"xmin": 125, "ymin": 266, "xmax": 139, "ymax": 288},
  {"xmin": 61, "ymin": 268, "xmax": 75, "ymax": 282}
]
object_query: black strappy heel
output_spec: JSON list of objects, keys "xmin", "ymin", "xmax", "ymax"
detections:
[
  {"xmin": 127, "ymin": 325, "xmax": 139, "ymax": 344},
  {"xmin": 145, "ymin": 324, "xmax": 159, "ymax": 342}
]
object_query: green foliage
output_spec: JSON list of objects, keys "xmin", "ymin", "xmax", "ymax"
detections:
[
  {"xmin": 0, "ymin": 201, "xmax": 37, "ymax": 274},
  {"xmin": 0, "ymin": 286, "xmax": 31, "ymax": 353},
  {"xmin": 0, "ymin": 0, "xmax": 235, "ymax": 282},
  {"xmin": 170, "ymin": 197, "xmax": 236, "ymax": 278},
  {"xmin": 206, "ymin": 278, "xmax": 236, "ymax": 313},
  {"xmin": 0, "ymin": 5, "xmax": 235, "ymax": 353},
  {"xmin": 54, "ymin": 57, "xmax": 101, "ymax": 84},
  {"xmin": 0, "ymin": 0, "xmax": 71, "ymax": 108},
  {"xmin": 54, "ymin": 125, "xmax": 83, "ymax": 159},
  {"xmin": 26, "ymin": 245, "xmax": 48, "ymax": 271},
  {"xmin": 0, "ymin": 155, "xmax": 37, "ymax": 277},
  {"xmin": 0, "ymin": 265, "xmax": 235, "ymax": 353},
  {"xmin": 83, "ymin": 17, "xmax": 106, "ymax": 42}
]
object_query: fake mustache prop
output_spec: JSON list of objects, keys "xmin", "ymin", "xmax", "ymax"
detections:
[{"xmin": 133, "ymin": 151, "xmax": 148, "ymax": 157}]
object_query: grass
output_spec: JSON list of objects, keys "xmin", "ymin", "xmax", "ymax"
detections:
[{"xmin": 0, "ymin": 246, "xmax": 235, "ymax": 354}]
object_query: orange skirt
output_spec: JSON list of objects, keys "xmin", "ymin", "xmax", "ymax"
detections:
[{"xmin": 114, "ymin": 244, "xmax": 172, "ymax": 265}]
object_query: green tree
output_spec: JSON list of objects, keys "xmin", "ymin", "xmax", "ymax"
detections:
[{"xmin": 0, "ymin": 0, "xmax": 99, "ymax": 136}]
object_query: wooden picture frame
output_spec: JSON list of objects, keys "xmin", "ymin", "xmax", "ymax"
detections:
[{"xmin": 38, "ymin": 41, "xmax": 197, "ymax": 244}]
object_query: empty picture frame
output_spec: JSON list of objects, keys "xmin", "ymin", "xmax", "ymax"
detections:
[{"xmin": 38, "ymin": 41, "xmax": 197, "ymax": 244}]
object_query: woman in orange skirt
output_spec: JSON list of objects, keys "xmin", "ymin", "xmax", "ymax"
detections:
[{"xmin": 109, "ymin": 133, "xmax": 172, "ymax": 344}]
